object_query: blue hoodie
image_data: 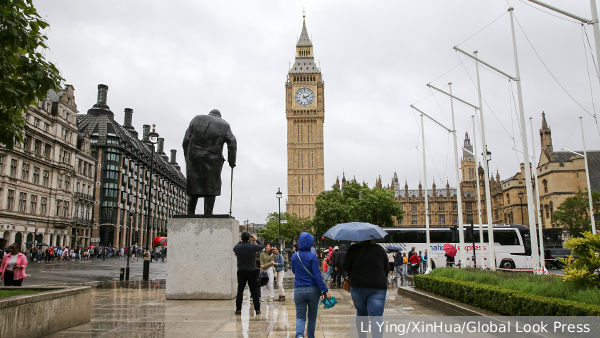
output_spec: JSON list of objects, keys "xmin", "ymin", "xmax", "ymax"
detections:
[{"xmin": 291, "ymin": 233, "xmax": 328, "ymax": 292}]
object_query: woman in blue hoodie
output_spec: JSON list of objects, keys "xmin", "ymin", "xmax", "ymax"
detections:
[{"xmin": 292, "ymin": 233, "xmax": 332, "ymax": 338}]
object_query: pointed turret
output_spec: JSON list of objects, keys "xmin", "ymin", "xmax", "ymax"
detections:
[
  {"xmin": 463, "ymin": 131, "xmax": 474, "ymax": 162},
  {"xmin": 540, "ymin": 112, "xmax": 553, "ymax": 155},
  {"xmin": 334, "ymin": 176, "xmax": 340, "ymax": 190},
  {"xmin": 290, "ymin": 10, "xmax": 318, "ymax": 74}
]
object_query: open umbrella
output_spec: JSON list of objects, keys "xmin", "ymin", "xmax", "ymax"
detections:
[
  {"xmin": 25, "ymin": 241, "xmax": 36, "ymax": 245},
  {"xmin": 444, "ymin": 243, "xmax": 457, "ymax": 257},
  {"xmin": 386, "ymin": 246, "xmax": 401, "ymax": 251},
  {"xmin": 153, "ymin": 237, "xmax": 167, "ymax": 247},
  {"xmin": 36, "ymin": 243, "xmax": 48, "ymax": 247},
  {"xmin": 323, "ymin": 222, "xmax": 387, "ymax": 242}
]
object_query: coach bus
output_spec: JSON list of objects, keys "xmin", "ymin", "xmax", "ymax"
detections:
[{"xmin": 377, "ymin": 224, "xmax": 534, "ymax": 270}]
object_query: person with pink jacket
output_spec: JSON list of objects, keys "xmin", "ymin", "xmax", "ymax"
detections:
[{"xmin": 1, "ymin": 244, "xmax": 27, "ymax": 286}]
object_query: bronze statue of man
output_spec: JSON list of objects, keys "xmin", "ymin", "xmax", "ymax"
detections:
[{"xmin": 183, "ymin": 109, "xmax": 237, "ymax": 215}]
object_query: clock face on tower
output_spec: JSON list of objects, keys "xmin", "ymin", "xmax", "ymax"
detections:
[{"xmin": 295, "ymin": 88, "xmax": 315, "ymax": 107}]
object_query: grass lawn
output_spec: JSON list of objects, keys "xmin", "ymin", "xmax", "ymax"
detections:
[
  {"xmin": 0, "ymin": 289, "xmax": 41, "ymax": 299},
  {"xmin": 429, "ymin": 268, "xmax": 600, "ymax": 307}
]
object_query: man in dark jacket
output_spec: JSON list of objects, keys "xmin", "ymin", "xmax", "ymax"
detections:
[
  {"xmin": 334, "ymin": 244, "xmax": 347, "ymax": 288},
  {"xmin": 233, "ymin": 232, "xmax": 264, "ymax": 314},
  {"xmin": 183, "ymin": 109, "xmax": 237, "ymax": 215}
]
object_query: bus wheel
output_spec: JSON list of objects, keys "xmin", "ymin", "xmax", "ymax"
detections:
[{"xmin": 500, "ymin": 260, "xmax": 515, "ymax": 270}]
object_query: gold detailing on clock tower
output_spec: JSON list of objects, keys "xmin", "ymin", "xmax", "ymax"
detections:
[{"xmin": 285, "ymin": 13, "xmax": 325, "ymax": 218}]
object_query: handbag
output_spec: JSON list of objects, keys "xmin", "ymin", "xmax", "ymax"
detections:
[
  {"xmin": 342, "ymin": 245, "xmax": 368, "ymax": 292},
  {"xmin": 258, "ymin": 271, "xmax": 269, "ymax": 286}
]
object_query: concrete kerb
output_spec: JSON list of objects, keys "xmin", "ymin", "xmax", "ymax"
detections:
[
  {"xmin": 397, "ymin": 284, "xmax": 499, "ymax": 316},
  {"xmin": 0, "ymin": 285, "xmax": 91, "ymax": 338}
]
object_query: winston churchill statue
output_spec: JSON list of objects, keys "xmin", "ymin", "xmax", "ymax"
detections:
[{"xmin": 182, "ymin": 109, "xmax": 237, "ymax": 215}]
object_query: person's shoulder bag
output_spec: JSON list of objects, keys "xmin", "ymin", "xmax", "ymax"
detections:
[{"xmin": 342, "ymin": 245, "xmax": 367, "ymax": 292}]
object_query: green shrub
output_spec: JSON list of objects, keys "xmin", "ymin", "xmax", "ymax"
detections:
[
  {"xmin": 414, "ymin": 274, "xmax": 600, "ymax": 316},
  {"xmin": 428, "ymin": 267, "xmax": 600, "ymax": 306},
  {"xmin": 563, "ymin": 231, "xmax": 600, "ymax": 288}
]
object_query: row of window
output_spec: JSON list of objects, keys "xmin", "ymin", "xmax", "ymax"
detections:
[{"xmin": 3, "ymin": 189, "xmax": 48, "ymax": 216}]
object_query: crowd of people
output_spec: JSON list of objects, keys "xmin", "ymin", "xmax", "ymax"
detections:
[
  {"xmin": 233, "ymin": 232, "xmax": 394, "ymax": 338},
  {"xmin": 18, "ymin": 244, "xmax": 167, "ymax": 263}
]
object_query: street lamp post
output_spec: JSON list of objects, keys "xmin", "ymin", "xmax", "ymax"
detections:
[
  {"xmin": 276, "ymin": 188, "xmax": 282, "ymax": 249},
  {"xmin": 126, "ymin": 209, "xmax": 134, "ymax": 281},
  {"xmin": 144, "ymin": 125, "xmax": 159, "ymax": 281},
  {"xmin": 518, "ymin": 191, "xmax": 525, "ymax": 225}
]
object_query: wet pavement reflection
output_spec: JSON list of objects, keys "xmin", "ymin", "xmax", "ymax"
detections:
[{"xmin": 43, "ymin": 275, "xmax": 442, "ymax": 337}]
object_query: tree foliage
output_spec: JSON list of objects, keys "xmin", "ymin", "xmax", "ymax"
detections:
[
  {"xmin": 562, "ymin": 231, "xmax": 600, "ymax": 289},
  {"xmin": 552, "ymin": 190, "xmax": 600, "ymax": 237},
  {"xmin": 0, "ymin": 0, "xmax": 63, "ymax": 149},
  {"xmin": 256, "ymin": 212, "xmax": 311, "ymax": 246},
  {"xmin": 312, "ymin": 181, "xmax": 404, "ymax": 236}
]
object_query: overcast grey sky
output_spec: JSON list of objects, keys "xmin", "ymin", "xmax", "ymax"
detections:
[{"xmin": 34, "ymin": 0, "xmax": 600, "ymax": 224}]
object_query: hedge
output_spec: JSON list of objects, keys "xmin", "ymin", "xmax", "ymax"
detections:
[{"xmin": 414, "ymin": 274, "xmax": 600, "ymax": 316}]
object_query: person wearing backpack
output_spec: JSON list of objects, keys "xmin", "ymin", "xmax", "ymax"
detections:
[
  {"xmin": 402, "ymin": 252, "xmax": 408, "ymax": 276},
  {"xmin": 292, "ymin": 233, "xmax": 331, "ymax": 338}
]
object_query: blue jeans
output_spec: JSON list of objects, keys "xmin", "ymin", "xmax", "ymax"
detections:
[
  {"xmin": 294, "ymin": 286, "xmax": 321, "ymax": 338},
  {"xmin": 350, "ymin": 287, "xmax": 387, "ymax": 338},
  {"xmin": 323, "ymin": 266, "xmax": 333, "ymax": 281}
]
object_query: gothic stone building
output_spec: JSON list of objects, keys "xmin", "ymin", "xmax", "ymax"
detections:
[{"xmin": 77, "ymin": 85, "xmax": 186, "ymax": 248}]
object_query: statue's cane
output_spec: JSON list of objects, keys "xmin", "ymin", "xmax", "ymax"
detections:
[{"xmin": 229, "ymin": 167, "xmax": 234, "ymax": 216}]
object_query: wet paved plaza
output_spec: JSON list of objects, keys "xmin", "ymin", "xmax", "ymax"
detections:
[{"xmin": 41, "ymin": 277, "xmax": 447, "ymax": 337}]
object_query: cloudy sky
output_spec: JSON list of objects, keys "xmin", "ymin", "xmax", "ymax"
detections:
[{"xmin": 34, "ymin": 0, "xmax": 600, "ymax": 224}]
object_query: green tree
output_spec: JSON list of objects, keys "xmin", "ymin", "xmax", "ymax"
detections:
[
  {"xmin": 1, "ymin": 0, "xmax": 63, "ymax": 149},
  {"xmin": 562, "ymin": 231, "xmax": 600, "ymax": 288},
  {"xmin": 312, "ymin": 181, "xmax": 404, "ymax": 236},
  {"xmin": 257, "ymin": 212, "xmax": 311, "ymax": 247},
  {"xmin": 552, "ymin": 190, "xmax": 600, "ymax": 237}
]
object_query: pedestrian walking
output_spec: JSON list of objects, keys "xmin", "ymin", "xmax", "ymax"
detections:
[
  {"xmin": 343, "ymin": 239, "xmax": 388, "ymax": 338},
  {"xmin": 292, "ymin": 233, "xmax": 331, "ymax": 338},
  {"xmin": 409, "ymin": 251, "xmax": 421, "ymax": 274},
  {"xmin": 233, "ymin": 232, "xmax": 264, "ymax": 315},
  {"xmin": 259, "ymin": 244, "xmax": 275, "ymax": 302},
  {"xmin": 393, "ymin": 250, "xmax": 403, "ymax": 282},
  {"xmin": 387, "ymin": 250, "xmax": 396, "ymax": 280},
  {"xmin": 402, "ymin": 253, "xmax": 408, "ymax": 276},
  {"xmin": 330, "ymin": 246, "xmax": 339, "ymax": 285},
  {"xmin": 422, "ymin": 249, "xmax": 428, "ymax": 272},
  {"xmin": 334, "ymin": 244, "xmax": 347, "ymax": 288},
  {"xmin": 272, "ymin": 246, "xmax": 285, "ymax": 301},
  {"xmin": 0, "ymin": 244, "xmax": 27, "ymax": 286},
  {"xmin": 322, "ymin": 247, "xmax": 333, "ymax": 282},
  {"xmin": 445, "ymin": 253, "xmax": 455, "ymax": 267}
]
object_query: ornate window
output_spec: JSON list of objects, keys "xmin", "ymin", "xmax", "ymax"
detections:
[
  {"xmin": 543, "ymin": 180, "xmax": 548, "ymax": 193},
  {"xmin": 506, "ymin": 193, "xmax": 510, "ymax": 205}
]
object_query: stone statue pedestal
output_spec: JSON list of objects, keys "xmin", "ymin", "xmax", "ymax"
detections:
[{"xmin": 166, "ymin": 215, "xmax": 237, "ymax": 300}]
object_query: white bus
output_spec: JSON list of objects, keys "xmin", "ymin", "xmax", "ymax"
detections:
[{"xmin": 377, "ymin": 224, "xmax": 534, "ymax": 270}]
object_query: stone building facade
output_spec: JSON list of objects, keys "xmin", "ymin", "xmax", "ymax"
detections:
[
  {"xmin": 387, "ymin": 113, "xmax": 599, "ymax": 232},
  {"xmin": 77, "ymin": 85, "xmax": 187, "ymax": 248},
  {"xmin": 286, "ymin": 13, "xmax": 325, "ymax": 218},
  {"xmin": 0, "ymin": 85, "xmax": 96, "ymax": 248}
]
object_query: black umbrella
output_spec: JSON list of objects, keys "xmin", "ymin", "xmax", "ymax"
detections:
[
  {"xmin": 36, "ymin": 243, "xmax": 48, "ymax": 246},
  {"xmin": 76, "ymin": 244, "xmax": 83, "ymax": 247},
  {"xmin": 25, "ymin": 241, "xmax": 36, "ymax": 245}
]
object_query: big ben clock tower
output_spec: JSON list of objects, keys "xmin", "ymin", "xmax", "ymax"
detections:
[{"xmin": 286, "ymin": 11, "xmax": 325, "ymax": 218}]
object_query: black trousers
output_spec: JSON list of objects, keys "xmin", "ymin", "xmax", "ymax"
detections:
[
  {"xmin": 4, "ymin": 271, "xmax": 23, "ymax": 286},
  {"xmin": 236, "ymin": 270, "xmax": 260, "ymax": 311},
  {"xmin": 335, "ymin": 268, "xmax": 346, "ymax": 287}
]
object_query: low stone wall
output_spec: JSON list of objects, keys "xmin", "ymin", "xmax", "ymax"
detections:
[{"xmin": 0, "ymin": 286, "xmax": 91, "ymax": 338}]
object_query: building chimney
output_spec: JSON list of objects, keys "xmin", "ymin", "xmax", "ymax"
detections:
[
  {"xmin": 87, "ymin": 84, "xmax": 113, "ymax": 118},
  {"xmin": 142, "ymin": 124, "xmax": 150, "ymax": 142},
  {"xmin": 157, "ymin": 138, "xmax": 165, "ymax": 154},
  {"xmin": 124, "ymin": 108, "xmax": 133, "ymax": 127},
  {"xmin": 97, "ymin": 84, "xmax": 108, "ymax": 106},
  {"xmin": 170, "ymin": 150, "xmax": 177, "ymax": 164}
]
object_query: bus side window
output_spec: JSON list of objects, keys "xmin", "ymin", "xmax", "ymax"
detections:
[
  {"xmin": 493, "ymin": 230, "xmax": 519, "ymax": 246},
  {"xmin": 473, "ymin": 230, "xmax": 489, "ymax": 243}
]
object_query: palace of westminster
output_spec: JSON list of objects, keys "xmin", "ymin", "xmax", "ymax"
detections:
[{"xmin": 1, "ymin": 14, "xmax": 598, "ymax": 250}]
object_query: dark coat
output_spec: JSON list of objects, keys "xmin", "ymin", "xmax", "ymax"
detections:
[{"xmin": 182, "ymin": 112, "xmax": 237, "ymax": 196}]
